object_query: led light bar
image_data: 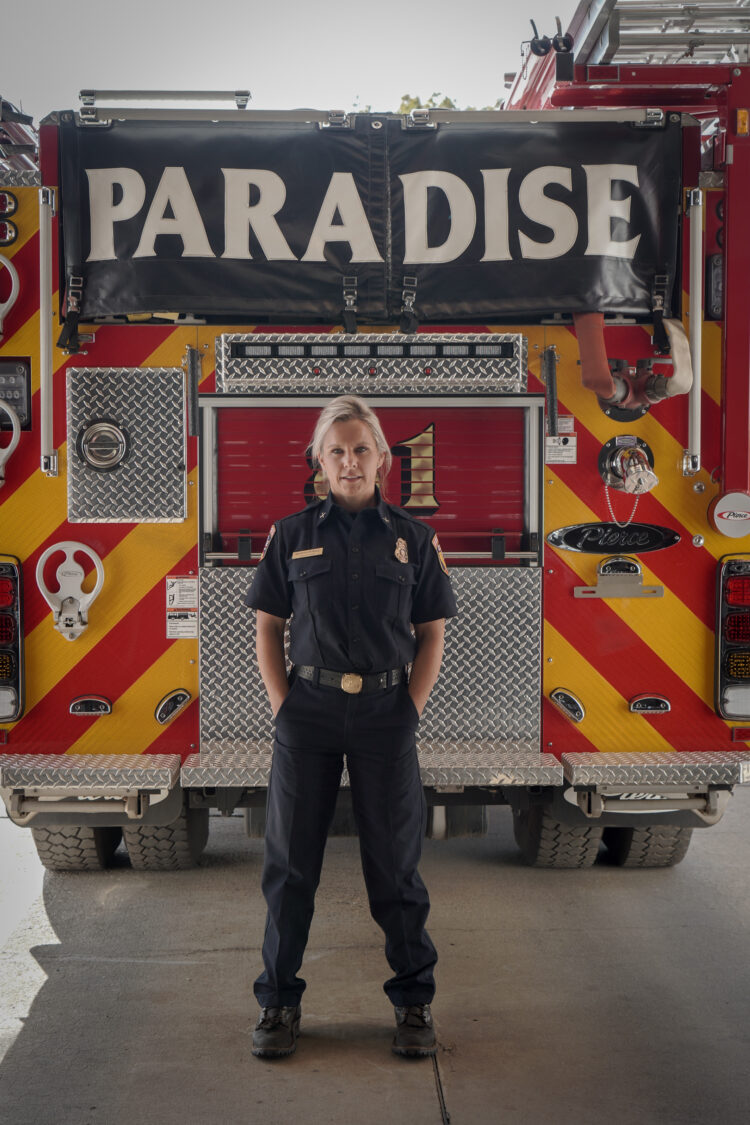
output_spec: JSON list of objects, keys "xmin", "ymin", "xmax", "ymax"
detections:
[
  {"xmin": 717, "ymin": 554, "xmax": 750, "ymax": 720},
  {"xmin": 0, "ymin": 556, "xmax": 23, "ymax": 722}
]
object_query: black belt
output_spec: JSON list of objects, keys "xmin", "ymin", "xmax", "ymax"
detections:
[{"xmin": 294, "ymin": 665, "xmax": 405, "ymax": 695}]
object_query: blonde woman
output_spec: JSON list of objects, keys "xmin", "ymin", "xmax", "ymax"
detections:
[{"xmin": 246, "ymin": 394, "xmax": 457, "ymax": 1058}]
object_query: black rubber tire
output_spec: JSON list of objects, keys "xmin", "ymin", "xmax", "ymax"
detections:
[
  {"xmin": 122, "ymin": 804, "xmax": 209, "ymax": 870},
  {"xmin": 31, "ymin": 825, "xmax": 123, "ymax": 872},
  {"xmin": 513, "ymin": 806, "xmax": 603, "ymax": 868},
  {"xmin": 603, "ymin": 824, "xmax": 693, "ymax": 867}
]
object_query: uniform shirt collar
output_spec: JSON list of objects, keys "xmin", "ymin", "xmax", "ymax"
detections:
[{"xmin": 316, "ymin": 487, "xmax": 392, "ymax": 528}]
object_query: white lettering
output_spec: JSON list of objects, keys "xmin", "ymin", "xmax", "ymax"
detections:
[
  {"xmin": 86, "ymin": 168, "xmax": 146, "ymax": 261},
  {"xmin": 133, "ymin": 167, "xmax": 213, "ymax": 259},
  {"xmin": 221, "ymin": 169, "xmax": 296, "ymax": 260},
  {"xmin": 301, "ymin": 172, "xmax": 383, "ymax": 263},
  {"xmin": 518, "ymin": 166, "xmax": 578, "ymax": 260},
  {"xmin": 583, "ymin": 164, "xmax": 641, "ymax": 259},
  {"xmin": 401, "ymin": 171, "xmax": 476, "ymax": 264},
  {"xmin": 480, "ymin": 169, "xmax": 512, "ymax": 262}
]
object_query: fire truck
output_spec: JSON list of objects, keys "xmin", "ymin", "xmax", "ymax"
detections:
[{"xmin": 2, "ymin": 0, "xmax": 750, "ymax": 873}]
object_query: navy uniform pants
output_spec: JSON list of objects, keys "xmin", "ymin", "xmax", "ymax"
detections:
[{"xmin": 254, "ymin": 675, "xmax": 437, "ymax": 1009}]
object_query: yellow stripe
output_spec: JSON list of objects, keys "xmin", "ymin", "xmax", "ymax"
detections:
[
  {"xmin": 65, "ymin": 643, "xmax": 199, "ymax": 756},
  {"xmin": 544, "ymin": 623, "xmax": 674, "ymax": 754},
  {"xmin": 546, "ymin": 472, "xmax": 716, "ymax": 706},
  {"xmin": 23, "ymin": 468, "xmax": 198, "ymax": 712}
]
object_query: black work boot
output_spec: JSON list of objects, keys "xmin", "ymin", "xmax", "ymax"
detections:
[
  {"xmin": 252, "ymin": 1005, "xmax": 302, "ymax": 1058},
  {"xmin": 392, "ymin": 1004, "xmax": 437, "ymax": 1057}
]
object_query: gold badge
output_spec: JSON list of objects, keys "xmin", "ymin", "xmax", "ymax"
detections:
[
  {"xmin": 432, "ymin": 534, "xmax": 449, "ymax": 575},
  {"xmin": 292, "ymin": 548, "xmax": 324, "ymax": 559},
  {"xmin": 260, "ymin": 524, "xmax": 276, "ymax": 560},
  {"xmin": 395, "ymin": 538, "xmax": 409, "ymax": 564}
]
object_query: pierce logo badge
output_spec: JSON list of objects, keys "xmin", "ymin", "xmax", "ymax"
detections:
[{"xmin": 547, "ymin": 523, "xmax": 680, "ymax": 554}]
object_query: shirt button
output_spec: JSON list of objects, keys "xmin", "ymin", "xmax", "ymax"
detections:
[
  {"xmin": 352, "ymin": 545, "xmax": 360, "ymax": 554},
  {"xmin": 351, "ymin": 572, "xmax": 359, "ymax": 580},
  {"xmin": 353, "ymin": 636, "xmax": 360, "ymax": 644}
]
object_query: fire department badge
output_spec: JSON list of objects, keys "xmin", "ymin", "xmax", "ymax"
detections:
[
  {"xmin": 260, "ymin": 524, "xmax": 276, "ymax": 561},
  {"xmin": 395, "ymin": 537, "xmax": 409, "ymax": 564},
  {"xmin": 432, "ymin": 534, "xmax": 449, "ymax": 575}
]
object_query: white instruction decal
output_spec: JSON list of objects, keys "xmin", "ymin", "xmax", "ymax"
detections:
[
  {"xmin": 167, "ymin": 610, "xmax": 198, "ymax": 639},
  {"xmin": 166, "ymin": 576, "xmax": 198, "ymax": 638},
  {"xmin": 545, "ymin": 435, "xmax": 578, "ymax": 464}
]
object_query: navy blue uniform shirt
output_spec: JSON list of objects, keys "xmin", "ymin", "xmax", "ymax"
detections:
[{"xmin": 245, "ymin": 489, "xmax": 458, "ymax": 673}]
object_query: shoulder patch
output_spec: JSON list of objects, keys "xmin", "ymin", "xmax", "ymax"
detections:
[
  {"xmin": 432, "ymin": 534, "xmax": 449, "ymax": 575},
  {"xmin": 260, "ymin": 524, "xmax": 276, "ymax": 561}
]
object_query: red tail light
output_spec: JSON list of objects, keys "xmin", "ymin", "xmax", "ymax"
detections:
[
  {"xmin": 0, "ymin": 579, "xmax": 15, "ymax": 609},
  {"xmin": 725, "ymin": 613, "xmax": 750, "ymax": 643},
  {"xmin": 0, "ymin": 615, "xmax": 14, "ymax": 644},
  {"xmin": 726, "ymin": 577, "xmax": 750, "ymax": 606},
  {"xmin": 0, "ymin": 557, "xmax": 23, "ymax": 721}
]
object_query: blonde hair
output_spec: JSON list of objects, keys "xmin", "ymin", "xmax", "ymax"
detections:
[{"xmin": 310, "ymin": 395, "xmax": 392, "ymax": 483}]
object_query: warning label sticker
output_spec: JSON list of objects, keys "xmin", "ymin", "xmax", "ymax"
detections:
[
  {"xmin": 546, "ymin": 415, "xmax": 575, "ymax": 434},
  {"xmin": 166, "ymin": 610, "xmax": 199, "ymax": 639},
  {"xmin": 545, "ymin": 435, "xmax": 578, "ymax": 464},
  {"xmin": 166, "ymin": 576, "xmax": 198, "ymax": 637}
]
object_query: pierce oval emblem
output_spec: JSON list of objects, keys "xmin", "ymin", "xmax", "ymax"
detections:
[{"xmin": 547, "ymin": 523, "xmax": 680, "ymax": 554}]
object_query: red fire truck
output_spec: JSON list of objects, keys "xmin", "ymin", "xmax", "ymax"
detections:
[{"xmin": 2, "ymin": 0, "xmax": 750, "ymax": 872}]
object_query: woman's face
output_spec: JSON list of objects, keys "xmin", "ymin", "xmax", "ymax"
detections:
[{"xmin": 318, "ymin": 419, "xmax": 385, "ymax": 512}]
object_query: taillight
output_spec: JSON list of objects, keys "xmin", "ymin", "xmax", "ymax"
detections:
[
  {"xmin": 0, "ymin": 220, "xmax": 17, "ymax": 246},
  {"xmin": 725, "ymin": 613, "xmax": 750, "ymax": 644},
  {"xmin": 725, "ymin": 650, "xmax": 750, "ymax": 679},
  {"xmin": 0, "ymin": 191, "xmax": 18, "ymax": 217},
  {"xmin": 717, "ymin": 555, "xmax": 750, "ymax": 719},
  {"xmin": 726, "ymin": 577, "xmax": 750, "ymax": 606},
  {"xmin": 0, "ymin": 556, "xmax": 23, "ymax": 722}
]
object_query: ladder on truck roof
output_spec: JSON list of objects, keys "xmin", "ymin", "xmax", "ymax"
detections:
[{"xmin": 569, "ymin": 0, "xmax": 750, "ymax": 67}]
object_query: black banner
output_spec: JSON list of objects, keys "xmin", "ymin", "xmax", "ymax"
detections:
[{"xmin": 58, "ymin": 115, "xmax": 682, "ymax": 324}]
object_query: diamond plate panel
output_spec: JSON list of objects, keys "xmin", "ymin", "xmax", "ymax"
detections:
[
  {"xmin": 0, "ymin": 753, "xmax": 181, "ymax": 790},
  {"xmin": 216, "ymin": 333, "xmax": 527, "ymax": 395},
  {"xmin": 199, "ymin": 567, "xmax": 541, "ymax": 746},
  {"xmin": 0, "ymin": 169, "xmax": 40, "ymax": 187},
  {"xmin": 183, "ymin": 742, "xmax": 560, "ymax": 788},
  {"xmin": 67, "ymin": 368, "xmax": 186, "ymax": 522},
  {"xmin": 562, "ymin": 752, "xmax": 750, "ymax": 788}
]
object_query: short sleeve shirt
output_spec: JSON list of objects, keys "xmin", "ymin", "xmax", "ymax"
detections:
[{"xmin": 245, "ymin": 489, "xmax": 458, "ymax": 672}]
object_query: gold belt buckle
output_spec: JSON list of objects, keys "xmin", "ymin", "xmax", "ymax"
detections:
[{"xmin": 340, "ymin": 673, "xmax": 363, "ymax": 694}]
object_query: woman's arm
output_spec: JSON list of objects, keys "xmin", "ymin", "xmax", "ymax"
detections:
[
  {"xmin": 408, "ymin": 618, "xmax": 446, "ymax": 716},
  {"xmin": 255, "ymin": 610, "xmax": 289, "ymax": 716}
]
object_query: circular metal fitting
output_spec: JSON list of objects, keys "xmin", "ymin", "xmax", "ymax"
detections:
[
  {"xmin": 77, "ymin": 420, "xmax": 129, "ymax": 471},
  {"xmin": 692, "ymin": 534, "xmax": 705, "ymax": 548},
  {"xmin": 693, "ymin": 482, "xmax": 706, "ymax": 493}
]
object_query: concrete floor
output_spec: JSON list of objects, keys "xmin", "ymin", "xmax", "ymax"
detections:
[{"xmin": 2, "ymin": 794, "xmax": 750, "ymax": 1125}]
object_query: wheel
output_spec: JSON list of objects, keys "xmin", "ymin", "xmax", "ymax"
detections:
[
  {"xmin": 512, "ymin": 806, "xmax": 602, "ymax": 868},
  {"xmin": 603, "ymin": 824, "xmax": 693, "ymax": 867},
  {"xmin": 123, "ymin": 804, "xmax": 209, "ymax": 871},
  {"xmin": 427, "ymin": 805, "xmax": 488, "ymax": 838},
  {"xmin": 31, "ymin": 825, "xmax": 123, "ymax": 872}
]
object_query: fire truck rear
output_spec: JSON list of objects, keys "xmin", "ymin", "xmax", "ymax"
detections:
[{"xmin": 2, "ymin": 0, "xmax": 750, "ymax": 873}]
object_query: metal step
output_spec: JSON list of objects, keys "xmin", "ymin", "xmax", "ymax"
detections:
[
  {"xmin": 182, "ymin": 741, "xmax": 563, "ymax": 789},
  {"xmin": 562, "ymin": 751, "xmax": 750, "ymax": 788},
  {"xmin": 0, "ymin": 753, "xmax": 181, "ymax": 791}
]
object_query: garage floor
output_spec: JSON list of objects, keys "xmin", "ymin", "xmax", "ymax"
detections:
[{"xmin": 2, "ymin": 793, "xmax": 750, "ymax": 1125}]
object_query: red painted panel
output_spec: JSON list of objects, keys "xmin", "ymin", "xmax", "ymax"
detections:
[{"xmin": 216, "ymin": 405, "xmax": 529, "ymax": 562}]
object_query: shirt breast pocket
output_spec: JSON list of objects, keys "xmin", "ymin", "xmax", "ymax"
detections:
[
  {"xmin": 374, "ymin": 561, "xmax": 417, "ymax": 621},
  {"xmin": 288, "ymin": 556, "xmax": 332, "ymax": 613}
]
